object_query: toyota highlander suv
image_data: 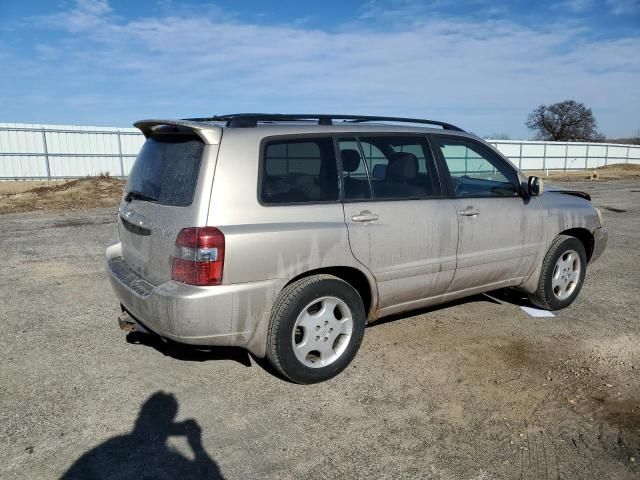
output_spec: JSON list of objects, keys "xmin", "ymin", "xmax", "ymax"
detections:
[{"xmin": 106, "ymin": 113, "xmax": 608, "ymax": 384}]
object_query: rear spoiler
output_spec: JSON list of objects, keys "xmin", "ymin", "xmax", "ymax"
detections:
[{"xmin": 134, "ymin": 119, "xmax": 222, "ymax": 144}]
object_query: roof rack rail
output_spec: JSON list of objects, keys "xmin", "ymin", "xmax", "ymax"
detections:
[{"xmin": 182, "ymin": 113, "xmax": 465, "ymax": 131}]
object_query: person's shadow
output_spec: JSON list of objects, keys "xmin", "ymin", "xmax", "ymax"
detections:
[{"xmin": 61, "ymin": 391, "xmax": 225, "ymax": 480}]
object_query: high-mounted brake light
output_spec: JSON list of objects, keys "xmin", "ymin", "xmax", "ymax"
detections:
[{"xmin": 171, "ymin": 227, "xmax": 225, "ymax": 286}]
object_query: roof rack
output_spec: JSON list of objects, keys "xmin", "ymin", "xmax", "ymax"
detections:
[{"xmin": 182, "ymin": 113, "xmax": 465, "ymax": 131}]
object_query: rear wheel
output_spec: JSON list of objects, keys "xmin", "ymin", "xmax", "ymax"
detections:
[
  {"xmin": 266, "ymin": 275, "xmax": 366, "ymax": 384},
  {"xmin": 529, "ymin": 235, "xmax": 587, "ymax": 310}
]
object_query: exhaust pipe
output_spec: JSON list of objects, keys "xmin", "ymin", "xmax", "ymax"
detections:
[{"xmin": 117, "ymin": 310, "xmax": 148, "ymax": 333}]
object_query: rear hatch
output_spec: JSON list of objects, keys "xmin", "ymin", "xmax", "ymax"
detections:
[{"xmin": 118, "ymin": 123, "xmax": 220, "ymax": 286}]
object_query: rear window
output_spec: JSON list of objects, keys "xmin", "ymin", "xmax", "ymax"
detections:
[
  {"xmin": 126, "ymin": 134, "xmax": 204, "ymax": 207},
  {"xmin": 260, "ymin": 137, "xmax": 339, "ymax": 204}
]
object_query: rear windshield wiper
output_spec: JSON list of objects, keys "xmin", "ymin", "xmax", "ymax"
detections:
[{"xmin": 124, "ymin": 190, "xmax": 158, "ymax": 203}]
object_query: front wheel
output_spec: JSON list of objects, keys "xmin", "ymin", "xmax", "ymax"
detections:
[
  {"xmin": 529, "ymin": 235, "xmax": 588, "ymax": 310},
  {"xmin": 266, "ymin": 275, "xmax": 366, "ymax": 384}
]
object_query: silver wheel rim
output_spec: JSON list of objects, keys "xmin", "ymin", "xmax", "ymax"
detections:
[
  {"xmin": 551, "ymin": 249, "xmax": 581, "ymax": 300},
  {"xmin": 291, "ymin": 296, "xmax": 354, "ymax": 368}
]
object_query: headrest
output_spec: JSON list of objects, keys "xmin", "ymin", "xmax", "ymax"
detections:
[
  {"xmin": 372, "ymin": 163, "xmax": 387, "ymax": 179},
  {"xmin": 341, "ymin": 149, "xmax": 361, "ymax": 173},
  {"xmin": 387, "ymin": 152, "xmax": 418, "ymax": 180}
]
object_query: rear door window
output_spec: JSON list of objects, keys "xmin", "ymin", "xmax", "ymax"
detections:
[
  {"xmin": 126, "ymin": 134, "xmax": 204, "ymax": 207},
  {"xmin": 357, "ymin": 136, "xmax": 442, "ymax": 200},
  {"xmin": 261, "ymin": 137, "xmax": 339, "ymax": 204}
]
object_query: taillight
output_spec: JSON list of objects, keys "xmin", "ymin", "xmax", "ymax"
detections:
[{"xmin": 171, "ymin": 227, "xmax": 225, "ymax": 286}]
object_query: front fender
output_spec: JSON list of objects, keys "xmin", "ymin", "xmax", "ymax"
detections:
[{"xmin": 518, "ymin": 191, "xmax": 601, "ymax": 293}]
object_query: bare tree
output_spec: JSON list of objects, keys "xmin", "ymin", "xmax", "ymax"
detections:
[{"xmin": 526, "ymin": 100, "xmax": 604, "ymax": 141}]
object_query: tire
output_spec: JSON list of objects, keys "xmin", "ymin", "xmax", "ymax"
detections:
[
  {"xmin": 266, "ymin": 274, "xmax": 366, "ymax": 384},
  {"xmin": 529, "ymin": 235, "xmax": 588, "ymax": 310}
]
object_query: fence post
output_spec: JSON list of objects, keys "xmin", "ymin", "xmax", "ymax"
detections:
[
  {"xmin": 585, "ymin": 144, "xmax": 590, "ymax": 170},
  {"xmin": 116, "ymin": 130, "xmax": 125, "ymax": 178},
  {"xmin": 604, "ymin": 144, "xmax": 609, "ymax": 167},
  {"xmin": 627, "ymin": 146, "xmax": 631, "ymax": 164},
  {"xmin": 518, "ymin": 143, "xmax": 523, "ymax": 170},
  {"xmin": 564, "ymin": 143, "xmax": 568, "ymax": 171},
  {"xmin": 41, "ymin": 127, "xmax": 51, "ymax": 181},
  {"xmin": 542, "ymin": 143, "xmax": 546, "ymax": 172}
]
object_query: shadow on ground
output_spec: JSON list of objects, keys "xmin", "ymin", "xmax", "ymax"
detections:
[
  {"xmin": 125, "ymin": 329, "xmax": 293, "ymax": 382},
  {"xmin": 61, "ymin": 391, "xmax": 225, "ymax": 480},
  {"xmin": 126, "ymin": 331, "xmax": 252, "ymax": 366},
  {"xmin": 366, "ymin": 288, "xmax": 536, "ymax": 328},
  {"xmin": 484, "ymin": 288, "xmax": 536, "ymax": 307}
]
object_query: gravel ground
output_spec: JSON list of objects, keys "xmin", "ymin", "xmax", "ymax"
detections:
[{"xmin": 1, "ymin": 180, "xmax": 638, "ymax": 479}]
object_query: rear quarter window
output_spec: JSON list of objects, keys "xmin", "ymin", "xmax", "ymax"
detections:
[
  {"xmin": 127, "ymin": 134, "xmax": 204, "ymax": 207},
  {"xmin": 260, "ymin": 137, "xmax": 339, "ymax": 204}
]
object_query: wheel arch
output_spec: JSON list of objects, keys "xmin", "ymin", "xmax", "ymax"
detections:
[
  {"xmin": 286, "ymin": 266, "xmax": 378, "ymax": 321},
  {"xmin": 559, "ymin": 227, "xmax": 594, "ymax": 261}
]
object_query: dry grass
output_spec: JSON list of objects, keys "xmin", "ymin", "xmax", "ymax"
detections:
[
  {"xmin": 0, "ymin": 177, "xmax": 125, "ymax": 214},
  {"xmin": 0, "ymin": 180, "xmax": 69, "ymax": 195},
  {"xmin": 528, "ymin": 163, "xmax": 640, "ymax": 182}
]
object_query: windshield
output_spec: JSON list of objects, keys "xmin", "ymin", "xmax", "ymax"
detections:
[{"xmin": 126, "ymin": 134, "xmax": 204, "ymax": 207}]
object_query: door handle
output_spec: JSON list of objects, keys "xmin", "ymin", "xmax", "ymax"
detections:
[
  {"xmin": 352, "ymin": 210, "xmax": 379, "ymax": 223},
  {"xmin": 459, "ymin": 207, "xmax": 479, "ymax": 217}
]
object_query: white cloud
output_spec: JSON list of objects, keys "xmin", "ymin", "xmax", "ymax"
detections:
[
  {"xmin": 7, "ymin": 0, "xmax": 640, "ymax": 137},
  {"xmin": 37, "ymin": 0, "xmax": 113, "ymax": 33},
  {"xmin": 560, "ymin": 0, "xmax": 594, "ymax": 12},
  {"xmin": 606, "ymin": 0, "xmax": 640, "ymax": 14},
  {"xmin": 77, "ymin": 0, "xmax": 111, "ymax": 16}
]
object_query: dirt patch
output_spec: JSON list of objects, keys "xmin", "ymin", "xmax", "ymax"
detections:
[
  {"xmin": 593, "ymin": 398, "xmax": 640, "ymax": 432},
  {"xmin": 0, "ymin": 180, "xmax": 69, "ymax": 195},
  {"xmin": 0, "ymin": 177, "xmax": 125, "ymax": 214},
  {"xmin": 50, "ymin": 218, "xmax": 114, "ymax": 228},
  {"xmin": 493, "ymin": 338, "xmax": 640, "ymax": 444},
  {"xmin": 495, "ymin": 338, "xmax": 543, "ymax": 368},
  {"xmin": 528, "ymin": 163, "xmax": 640, "ymax": 182}
]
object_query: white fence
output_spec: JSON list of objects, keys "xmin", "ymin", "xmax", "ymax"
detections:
[
  {"xmin": 0, "ymin": 123, "xmax": 144, "ymax": 180},
  {"xmin": 486, "ymin": 139, "xmax": 640, "ymax": 172},
  {"xmin": 1, "ymin": 122, "xmax": 639, "ymax": 180}
]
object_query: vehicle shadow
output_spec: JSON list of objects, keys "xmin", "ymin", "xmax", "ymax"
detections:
[
  {"xmin": 126, "ymin": 331, "xmax": 252, "ymax": 367},
  {"xmin": 483, "ymin": 288, "xmax": 536, "ymax": 307},
  {"xmin": 366, "ymin": 288, "xmax": 536, "ymax": 328},
  {"xmin": 61, "ymin": 391, "xmax": 225, "ymax": 480},
  {"xmin": 125, "ymin": 331, "xmax": 292, "ymax": 383}
]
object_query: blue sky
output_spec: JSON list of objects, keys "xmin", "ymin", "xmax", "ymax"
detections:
[{"xmin": 0, "ymin": 0, "xmax": 638, "ymax": 138}]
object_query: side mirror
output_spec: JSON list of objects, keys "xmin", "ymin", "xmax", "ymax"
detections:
[{"xmin": 527, "ymin": 176, "xmax": 544, "ymax": 196}]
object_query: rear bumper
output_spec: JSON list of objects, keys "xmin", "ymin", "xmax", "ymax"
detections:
[
  {"xmin": 105, "ymin": 242, "xmax": 282, "ymax": 352},
  {"xmin": 591, "ymin": 226, "xmax": 608, "ymax": 263}
]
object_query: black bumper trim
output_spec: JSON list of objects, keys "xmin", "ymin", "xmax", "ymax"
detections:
[{"xmin": 108, "ymin": 257, "xmax": 154, "ymax": 297}]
